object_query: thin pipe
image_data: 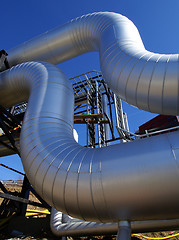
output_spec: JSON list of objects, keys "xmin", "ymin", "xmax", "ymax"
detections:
[{"xmin": 50, "ymin": 209, "xmax": 179, "ymax": 237}]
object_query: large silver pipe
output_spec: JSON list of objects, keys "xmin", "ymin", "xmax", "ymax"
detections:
[
  {"xmin": 7, "ymin": 12, "xmax": 179, "ymax": 115},
  {"xmin": 0, "ymin": 62, "xmax": 179, "ymax": 223}
]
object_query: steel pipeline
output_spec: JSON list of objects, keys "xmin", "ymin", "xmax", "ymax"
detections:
[
  {"xmin": 0, "ymin": 12, "xmax": 179, "ymax": 224},
  {"xmin": 7, "ymin": 12, "xmax": 179, "ymax": 115},
  {"xmin": 0, "ymin": 61, "xmax": 179, "ymax": 223}
]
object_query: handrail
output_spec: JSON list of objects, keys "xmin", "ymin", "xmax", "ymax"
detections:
[{"xmin": 116, "ymin": 125, "xmax": 179, "ymax": 139}]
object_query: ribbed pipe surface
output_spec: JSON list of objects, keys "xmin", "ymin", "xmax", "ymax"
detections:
[
  {"xmin": 7, "ymin": 12, "xmax": 179, "ymax": 115},
  {"xmin": 50, "ymin": 209, "xmax": 179, "ymax": 237},
  {"xmin": 0, "ymin": 62, "xmax": 179, "ymax": 223}
]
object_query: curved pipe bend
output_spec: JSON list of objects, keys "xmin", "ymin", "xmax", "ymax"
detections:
[
  {"xmin": 50, "ymin": 209, "xmax": 179, "ymax": 237},
  {"xmin": 0, "ymin": 62, "xmax": 179, "ymax": 223},
  {"xmin": 8, "ymin": 12, "xmax": 179, "ymax": 115}
]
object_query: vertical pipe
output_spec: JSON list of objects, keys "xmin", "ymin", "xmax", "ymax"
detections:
[
  {"xmin": 102, "ymin": 94, "xmax": 111, "ymax": 145},
  {"xmin": 116, "ymin": 221, "xmax": 131, "ymax": 240},
  {"xmin": 114, "ymin": 94, "xmax": 126, "ymax": 142},
  {"xmin": 123, "ymin": 112, "xmax": 129, "ymax": 132},
  {"xmin": 96, "ymin": 81, "xmax": 103, "ymax": 147}
]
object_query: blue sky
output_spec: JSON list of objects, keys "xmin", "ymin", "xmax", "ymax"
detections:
[{"xmin": 0, "ymin": 0, "xmax": 179, "ymax": 180}]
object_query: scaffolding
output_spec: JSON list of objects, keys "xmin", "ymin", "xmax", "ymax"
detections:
[{"xmin": 70, "ymin": 70, "xmax": 129, "ymax": 147}]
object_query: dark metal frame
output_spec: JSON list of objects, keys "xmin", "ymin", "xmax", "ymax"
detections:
[{"xmin": 0, "ymin": 52, "xmax": 50, "ymax": 218}]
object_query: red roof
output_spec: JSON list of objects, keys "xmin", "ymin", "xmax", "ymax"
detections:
[{"xmin": 138, "ymin": 115, "xmax": 179, "ymax": 134}]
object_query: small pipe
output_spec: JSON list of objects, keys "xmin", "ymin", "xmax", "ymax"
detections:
[
  {"xmin": 50, "ymin": 210, "xmax": 179, "ymax": 237},
  {"xmin": 116, "ymin": 221, "xmax": 131, "ymax": 240},
  {"xmin": 102, "ymin": 94, "xmax": 111, "ymax": 145}
]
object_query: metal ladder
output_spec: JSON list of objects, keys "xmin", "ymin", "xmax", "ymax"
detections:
[
  {"xmin": 114, "ymin": 94, "xmax": 130, "ymax": 142},
  {"xmin": 96, "ymin": 81, "xmax": 106, "ymax": 147},
  {"xmin": 86, "ymin": 89, "xmax": 96, "ymax": 147}
]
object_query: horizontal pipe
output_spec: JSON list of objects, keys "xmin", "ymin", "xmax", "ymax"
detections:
[
  {"xmin": 50, "ymin": 209, "xmax": 179, "ymax": 237},
  {"xmin": 7, "ymin": 12, "xmax": 179, "ymax": 115}
]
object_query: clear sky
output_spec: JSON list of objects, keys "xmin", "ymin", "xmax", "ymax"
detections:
[{"xmin": 0, "ymin": 0, "xmax": 179, "ymax": 180}]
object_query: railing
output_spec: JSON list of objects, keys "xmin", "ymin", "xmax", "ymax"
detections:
[{"xmin": 116, "ymin": 125, "xmax": 179, "ymax": 140}]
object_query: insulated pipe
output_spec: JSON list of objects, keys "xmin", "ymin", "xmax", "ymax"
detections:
[
  {"xmin": 7, "ymin": 12, "xmax": 179, "ymax": 115},
  {"xmin": 0, "ymin": 62, "xmax": 179, "ymax": 223},
  {"xmin": 50, "ymin": 209, "xmax": 179, "ymax": 237}
]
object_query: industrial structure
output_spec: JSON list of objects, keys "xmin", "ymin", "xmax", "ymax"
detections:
[{"xmin": 0, "ymin": 12, "xmax": 179, "ymax": 239}]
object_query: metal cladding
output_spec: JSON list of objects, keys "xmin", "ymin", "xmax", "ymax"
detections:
[
  {"xmin": 0, "ymin": 62, "xmax": 179, "ymax": 223},
  {"xmin": 7, "ymin": 12, "xmax": 179, "ymax": 115},
  {"xmin": 50, "ymin": 209, "xmax": 179, "ymax": 236},
  {"xmin": 0, "ymin": 12, "xmax": 179, "ymax": 224}
]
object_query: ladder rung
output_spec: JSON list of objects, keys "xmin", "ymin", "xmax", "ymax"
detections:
[
  {"xmin": 74, "ymin": 119, "xmax": 109, "ymax": 124},
  {"xmin": 74, "ymin": 114, "xmax": 104, "ymax": 120}
]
